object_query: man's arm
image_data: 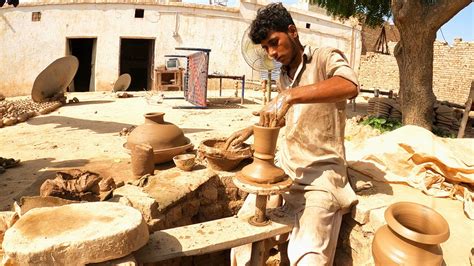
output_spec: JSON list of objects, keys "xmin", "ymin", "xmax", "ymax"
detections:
[{"xmin": 285, "ymin": 75, "xmax": 358, "ymax": 105}]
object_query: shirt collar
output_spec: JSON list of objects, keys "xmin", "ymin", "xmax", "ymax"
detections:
[{"xmin": 282, "ymin": 45, "xmax": 312, "ymax": 74}]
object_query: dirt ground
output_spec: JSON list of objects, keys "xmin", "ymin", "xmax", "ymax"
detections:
[
  {"xmin": 0, "ymin": 90, "xmax": 262, "ymax": 210},
  {"xmin": 1, "ymin": 89, "xmax": 473, "ymax": 264}
]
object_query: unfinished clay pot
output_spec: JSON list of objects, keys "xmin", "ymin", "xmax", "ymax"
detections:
[
  {"xmin": 372, "ymin": 202, "xmax": 450, "ymax": 266},
  {"xmin": 126, "ymin": 112, "xmax": 192, "ymax": 164},
  {"xmin": 239, "ymin": 125, "xmax": 286, "ymax": 184},
  {"xmin": 131, "ymin": 143, "xmax": 155, "ymax": 177},
  {"xmin": 198, "ymin": 138, "xmax": 252, "ymax": 171}
]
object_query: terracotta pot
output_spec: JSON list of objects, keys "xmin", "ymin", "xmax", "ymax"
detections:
[
  {"xmin": 125, "ymin": 112, "xmax": 192, "ymax": 164},
  {"xmin": 372, "ymin": 202, "xmax": 450, "ymax": 266},
  {"xmin": 127, "ymin": 112, "xmax": 188, "ymax": 150},
  {"xmin": 239, "ymin": 125, "xmax": 286, "ymax": 184}
]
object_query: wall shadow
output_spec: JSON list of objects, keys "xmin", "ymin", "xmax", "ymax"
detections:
[
  {"xmin": 26, "ymin": 115, "xmax": 134, "ymax": 134},
  {"xmin": 181, "ymin": 128, "xmax": 214, "ymax": 134},
  {"xmin": 62, "ymin": 100, "xmax": 115, "ymax": 107}
]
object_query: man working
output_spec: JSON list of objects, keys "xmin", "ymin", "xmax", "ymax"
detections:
[{"xmin": 227, "ymin": 3, "xmax": 358, "ymax": 265}]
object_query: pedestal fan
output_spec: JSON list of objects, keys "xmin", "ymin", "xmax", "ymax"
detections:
[{"xmin": 241, "ymin": 26, "xmax": 279, "ymax": 103}]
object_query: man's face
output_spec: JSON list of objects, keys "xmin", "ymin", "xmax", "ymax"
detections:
[{"xmin": 260, "ymin": 27, "xmax": 298, "ymax": 66}]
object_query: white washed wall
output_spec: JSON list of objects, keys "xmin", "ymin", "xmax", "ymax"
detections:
[{"xmin": 0, "ymin": 0, "xmax": 360, "ymax": 96}]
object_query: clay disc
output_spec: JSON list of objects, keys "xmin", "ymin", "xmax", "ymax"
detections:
[
  {"xmin": 113, "ymin": 73, "xmax": 132, "ymax": 92},
  {"xmin": 31, "ymin": 56, "xmax": 79, "ymax": 103},
  {"xmin": 2, "ymin": 202, "xmax": 149, "ymax": 265}
]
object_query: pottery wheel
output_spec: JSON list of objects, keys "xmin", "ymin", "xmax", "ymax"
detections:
[
  {"xmin": 234, "ymin": 173, "xmax": 293, "ymax": 195},
  {"xmin": 31, "ymin": 56, "xmax": 79, "ymax": 103},
  {"xmin": 113, "ymin": 73, "xmax": 132, "ymax": 92},
  {"xmin": 2, "ymin": 202, "xmax": 149, "ymax": 265}
]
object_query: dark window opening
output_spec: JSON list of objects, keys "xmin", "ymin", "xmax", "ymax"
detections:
[
  {"xmin": 305, "ymin": 23, "xmax": 311, "ymax": 29},
  {"xmin": 135, "ymin": 9, "xmax": 144, "ymax": 18},
  {"xmin": 32, "ymin": 12, "xmax": 41, "ymax": 22}
]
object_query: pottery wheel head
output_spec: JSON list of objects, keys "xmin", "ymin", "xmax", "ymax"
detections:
[
  {"xmin": 113, "ymin": 73, "xmax": 132, "ymax": 92},
  {"xmin": 31, "ymin": 56, "xmax": 79, "ymax": 103}
]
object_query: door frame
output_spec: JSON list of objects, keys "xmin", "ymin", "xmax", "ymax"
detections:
[
  {"xmin": 66, "ymin": 37, "xmax": 97, "ymax": 92},
  {"xmin": 118, "ymin": 37, "xmax": 156, "ymax": 91}
]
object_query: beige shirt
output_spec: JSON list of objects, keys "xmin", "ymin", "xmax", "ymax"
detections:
[{"xmin": 279, "ymin": 46, "xmax": 358, "ymax": 211}]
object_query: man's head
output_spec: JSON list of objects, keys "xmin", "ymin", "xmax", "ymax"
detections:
[{"xmin": 249, "ymin": 3, "xmax": 302, "ymax": 66}]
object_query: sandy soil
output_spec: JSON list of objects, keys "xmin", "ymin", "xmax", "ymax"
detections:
[
  {"xmin": 0, "ymin": 90, "xmax": 270, "ymax": 210},
  {"xmin": 0, "ymin": 89, "xmax": 392, "ymax": 211}
]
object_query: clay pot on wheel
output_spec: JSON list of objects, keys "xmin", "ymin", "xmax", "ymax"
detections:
[
  {"xmin": 372, "ymin": 202, "xmax": 450, "ymax": 266},
  {"xmin": 125, "ymin": 112, "xmax": 192, "ymax": 164}
]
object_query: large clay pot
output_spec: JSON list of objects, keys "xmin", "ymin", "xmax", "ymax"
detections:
[
  {"xmin": 125, "ymin": 112, "xmax": 192, "ymax": 164},
  {"xmin": 372, "ymin": 202, "xmax": 450, "ymax": 266}
]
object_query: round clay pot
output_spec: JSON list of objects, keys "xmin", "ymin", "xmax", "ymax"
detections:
[
  {"xmin": 127, "ymin": 112, "xmax": 189, "ymax": 149},
  {"xmin": 372, "ymin": 202, "xmax": 450, "ymax": 266},
  {"xmin": 173, "ymin": 154, "xmax": 196, "ymax": 171}
]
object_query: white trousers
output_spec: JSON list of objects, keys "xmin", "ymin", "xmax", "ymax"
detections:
[{"xmin": 230, "ymin": 191, "xmax": 342, "ymax": 266}]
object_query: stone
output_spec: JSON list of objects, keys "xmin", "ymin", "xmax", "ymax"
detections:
[
  {"xmin": 2, "ymin": 202, "xmax": 149, "ymax": 265},
  {"xmin": 111, "ymin": 185, "xmax": 161, "ymax": 228}
]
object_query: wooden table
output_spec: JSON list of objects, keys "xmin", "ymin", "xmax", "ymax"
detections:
[{"xmin": 208, "ymin": 74, "xmax": 246, "ymax": 104}]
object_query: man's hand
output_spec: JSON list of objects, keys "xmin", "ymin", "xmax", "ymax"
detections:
[
  {"xmin": 259, "ymin": 90, "xmax": 292, "ymax": 127},
  {"xmin": 224, "ymin": 126, "xmax": 254, "ymax": 150}
]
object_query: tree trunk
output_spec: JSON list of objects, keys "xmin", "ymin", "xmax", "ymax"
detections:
[
  {"xmin": 394, "ymin": 31, "xmax": 436, "ymax": 130},
  {"xmin": 391, "ymin": 0, "xmax": 472, "ymax": 130}
]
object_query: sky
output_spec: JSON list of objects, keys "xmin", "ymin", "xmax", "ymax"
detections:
[{"xmin": 185, "ymin": 0, "xmax": 474, "ymax": 43}]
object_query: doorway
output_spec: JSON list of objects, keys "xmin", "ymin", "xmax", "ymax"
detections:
[
  {"xmin": 67, "ymin": 38, "xmax": 96, "ymax": 92},
  {"xmin": 120, "ymin": 38, "xmax": 155, "ymax": 91}
]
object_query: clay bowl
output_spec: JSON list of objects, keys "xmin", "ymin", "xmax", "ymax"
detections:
[
  {"xmin": 123, "ymin": 142, "xmax": 194, "ymax": 164},
  {"xmin": 173, "ymin": 154, "xmax": 196, "ymax": 171},
  {"xmin": 198, "ymin": 138, "xmax": 252, "ymax": 171}
]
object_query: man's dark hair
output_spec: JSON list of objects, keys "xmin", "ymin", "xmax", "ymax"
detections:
[{"xmin": 249, "ymin": 3, "xmax": 295, "ymax": 44}]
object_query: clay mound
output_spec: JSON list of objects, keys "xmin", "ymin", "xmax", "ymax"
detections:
[
  {"xmin": 198, "ymin": 138, "xmax": 252, "ymax": 171},
  {"xmin": 2, "ymin": 202, "xmax": 149, "ymax": 265}
]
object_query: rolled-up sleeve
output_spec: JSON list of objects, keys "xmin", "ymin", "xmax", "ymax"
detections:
[{"xmin": 326, "ymin": 51, "xmax": 359, "ymax": 88}]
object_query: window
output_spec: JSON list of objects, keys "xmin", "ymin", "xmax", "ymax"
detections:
[
  {"xmin": 305, "ymin": 23, "xmax": 311, "ymax": 29},
  {"xmin": 135, "ymin": 9, "xmax": 144, "ymax": 18},
  {"xmin": 32, "ymin": 12, "xmax": 41, "ymax": 22}
]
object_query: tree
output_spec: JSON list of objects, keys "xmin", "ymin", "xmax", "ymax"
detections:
[{"xmin": 311, "ymin": 0, "xmax": 471, "ymax": 129}]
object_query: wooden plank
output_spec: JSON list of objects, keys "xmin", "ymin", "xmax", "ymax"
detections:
[
  {"xmin": 457, "ymin": 85, "xmax": 474, "ymax": 138},
  {"xmin": 133, "ymin": 210, "xmax": 293, "ymax": 263}
]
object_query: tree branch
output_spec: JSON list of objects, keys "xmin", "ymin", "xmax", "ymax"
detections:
[
  {"xmin": 391, "ymin": 0, "xmax": 423, "ymax": 24},
  {"xmin": 426, "ymin": 0, "xmax": 471, "ymax": 30}
]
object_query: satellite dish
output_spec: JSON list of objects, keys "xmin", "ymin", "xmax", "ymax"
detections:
[
  {"xmin": 113, "ymin": 73, "xmax": 132, "ymax": 92},
  {"xmin": 31, "ymin": 56, "xmax": 79, "ymax": 103},
  {"xmin": 241, "ymin": 26, "xmax": 278, "ymax": 101}
]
